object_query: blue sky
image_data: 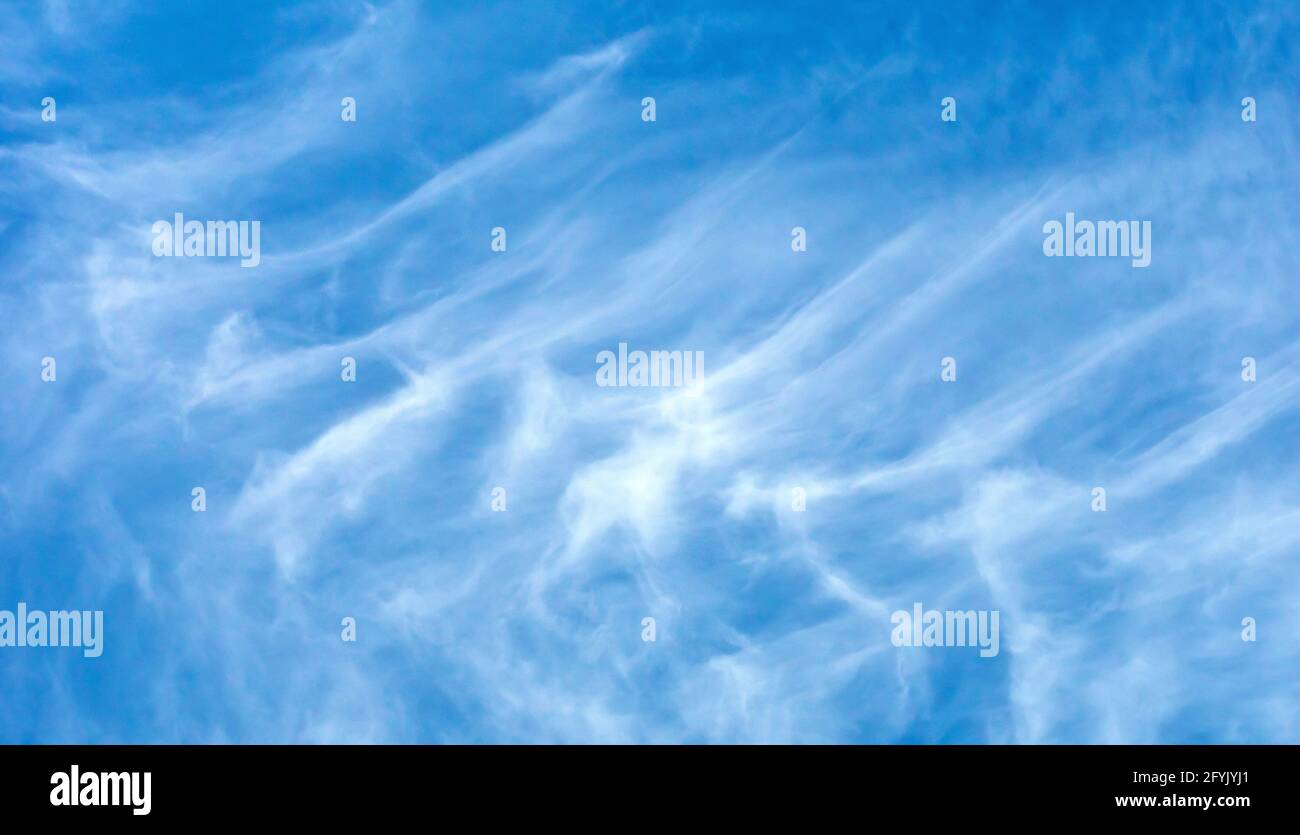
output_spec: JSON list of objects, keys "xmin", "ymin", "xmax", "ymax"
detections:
[{"xmin": 0, "ymin": 0, "xmax": 1297, "ymax": 743}]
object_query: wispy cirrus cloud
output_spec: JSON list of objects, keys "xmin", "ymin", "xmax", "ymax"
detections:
[{"xmin": 1, "ymin": 0, "xmax": 1297, "ymax": 743}]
